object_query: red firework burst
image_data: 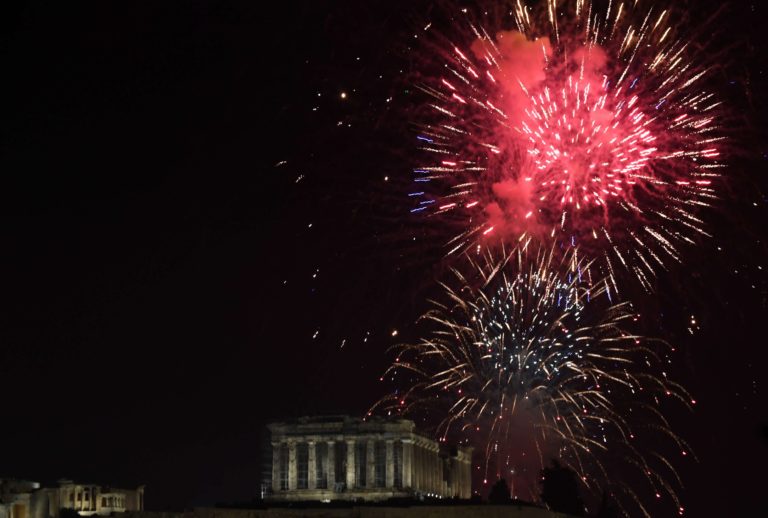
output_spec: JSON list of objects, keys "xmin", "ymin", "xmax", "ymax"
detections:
[{"xmin": 411, "ymin": 0, "xmax": 724, "ymax": 293}]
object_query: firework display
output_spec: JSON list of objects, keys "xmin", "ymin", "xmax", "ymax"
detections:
[
  {"xmin": 411, "ymin": 0, "xmax": 723, "ymax": 292},
  {"xmin": 375, "ymin": 245, "xmax": 693, "ymax": 514},
  {"xmin": 375, "ymin": 0, "xmax": 733, "ymax": 513}
]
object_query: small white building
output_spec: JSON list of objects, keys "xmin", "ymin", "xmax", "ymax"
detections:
[{"xmin": 0, "ymin": 479, "xmax": 144, "ymax": 518}]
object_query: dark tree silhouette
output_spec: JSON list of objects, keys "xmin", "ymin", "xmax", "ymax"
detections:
[
  {"xmin": 540, "ymin": 460, "xmax": 585, "ymax": 516},
  {"xmin": 488, "ymin": 477, "xmax": 511, "ymax": 504}
]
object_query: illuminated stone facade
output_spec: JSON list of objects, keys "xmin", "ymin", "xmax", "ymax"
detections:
[
  {"xmin": 265, "ymin": 416, "xmax": 472, "ymax": 501},
  {"xmin": 0, "ymin": 479, "xmax": 144, "ymax": 518},
  {"xmin": 46, "ymin": 480, "xmax": 144, "ymax": 516},
  {"xmin": 0, "ymin": 480, "xmax": 39, "ymax": 518}
]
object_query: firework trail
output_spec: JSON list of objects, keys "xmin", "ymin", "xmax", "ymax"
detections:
[
  {"xmin": 410, "ymin": 0, "xmax": 724, "ymax": 293},
  {"xmin": 373, "ymin": 244, "xmax": 693, "ymax": 515}
]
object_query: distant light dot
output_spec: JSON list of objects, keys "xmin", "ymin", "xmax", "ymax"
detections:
[{"xmin": 340, "ymin": 92, "xmax": 347, "ymax": 99}]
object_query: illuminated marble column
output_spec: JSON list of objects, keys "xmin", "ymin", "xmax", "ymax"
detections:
[
  {"xmin": 402, "ymin": 439, "xmax": 413, "ymax": 488},
  {"xmin": 327, "ymin": 441, "xmax": 336, "ymax": 489},
  {"xmin": 308, "ymin": 440, "xmax": 317, "ymax": 490},
  {"xmin": 464, "ymin": 456, "xmax": 471, "ymax": 498},
  {"xmin": 415, "ymin": 444, "xmax": 422, "ymax": 491},
  {"xmin": 438, "ymin": 450, "xmax": 445, "ymax": 495},
  {"xmin": 437, "ymin": 449, "xmax": 444, "ymax": 495},
  {"xmin": 421, "ymin": 444, "xmax": 428, "ymax": 492},
  {"xmin": 346, "ymin": 439, "xmax": 356, "ymax": 489},
  {"xmin": 426, "ymin": 446, "xmax": 433, "ymax": 493},
  {"xmin": 424, "ymin": 446, "xmax": 430, "ymax": 493},
  {"xmin": 464, "ymin": 451, "xmax": 473, "ymax": 498},
  {"xmin": 271, "ymin": 442, "xmax": 280, "ymax": 492},
  {"xmin": 366, "ymin": 440, "xmax": 376, "ymax": 488},
  {"xmin": 288, "ymin": 441, "xmax": 297, "ymax": 490},
  {"xmin": 427, "ymin": 445, "xmax": 434, "ymax": 493},
  {"xmin": 385, "ymin": 440, "xmax": 394, "ymax": 488},
  {"xmin": 433, "ymin": 446, "xmax": 440, "ymax": 494},
  {"xmin": 412, "ymin": 444, "xmax": 419, "ymax": 490},
  {"xmin": 428, "ymin": 444, "xmax": 435, "ymax": 493}
]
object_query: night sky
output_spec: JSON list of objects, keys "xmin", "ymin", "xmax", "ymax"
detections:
[{"xmin": 1, "ymin": 1, "xmax": 767, "ymax": 516}]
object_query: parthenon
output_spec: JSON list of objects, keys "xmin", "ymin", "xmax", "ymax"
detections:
[{"xmin": 265, "ymin": 416, "xmax": 472, "ymax": 501}]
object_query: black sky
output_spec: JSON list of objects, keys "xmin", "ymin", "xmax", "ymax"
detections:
[{"xmin": 1, "ymin": 1, "xmax": 767, "ymax": 516}]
